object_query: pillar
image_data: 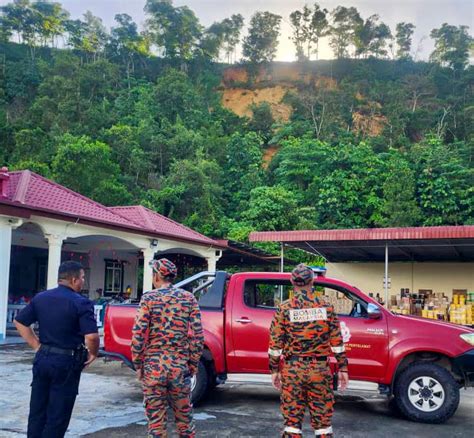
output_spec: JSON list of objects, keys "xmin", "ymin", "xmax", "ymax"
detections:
[
  {"xmin": 46, "ymin": 234, "xmax": 64, "ymax": 289},
  {"xmin": 0, "ymin": 218, "xmax": 13, "ymax": 340},
  {"xmin": 142, "ymin": 248, "xmax": 155, "ymax": 293},
  {"xmin": 206, "ymin": 250, "xmax": 222, "ymax": 272}
]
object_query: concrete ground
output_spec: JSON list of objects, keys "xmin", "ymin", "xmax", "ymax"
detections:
[{"xmin": 1, "ymin": 345, "xmax": 473, "ymax": 437}]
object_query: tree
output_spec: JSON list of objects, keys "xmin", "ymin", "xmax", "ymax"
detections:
[
  {"xmin": 145, "ymin": 0, "xmax": 202, "ymax": 62},
  {"xmin": 309, "ymin": 3, "xmax": 329, "ymax": 60},
  {"xmin": 102, "ymin": 124, "xmax": 152, "ymax": 185},
  {"xmin": 395, "ymin": 22, "xmax": 415, "ymax": 59},
  {"xmin": 110, "ymin": 13, "xmax": 150, "ymax": 88},
  {"xmin": 242, "ymin": 185, "xmax": 299, "ymax": 231},
  {"xmin": 64, "ymin": 18, "xmax": 87, "ymax": 51},
  {"xmin": 284, "ymin": 81, "xmax": 345, "ymax": 140},
  {"xmin": 0, "ymin": 0, "xmax": 41, "ymax": 59},
  {"xmin": 248, "ymin": 102, "xmax": 274, "ymax": 144},
  {"xmin": 222, "ymin": 14, "xmax": 244, "ymax": 63},
  {"xmin": 290, "ymin": 4, "xmax": 329, "ymax": 61},
  {"xmin": 401, "ymin": 73, "xmax": 435, "ymax": 113},
  {"xmin": 199, "ymin": 14, "xmax": 245, "ymax": 63},
  {"xmin": 11, "ymin": 127, "xmax": 53, "ymax": 164},
  {"xmin": 10, "ymin": 159, "xmax": 51, "ymax": 177},
  {"xmin": 29, "ymin": 53, "xmax": 119, "ymax": 134},
  {"xmin": 430, "ymin": 23, "xmax": 472, "ymax": 70},
  {"xmin": 51, "ymin": 133, "xmax": 130, "ymax": 205},
  {"xmin": 289, "ymin": 9, "xmax": 306, "ymax": 61},
  {"xmin": 154, "ymin": 154, "xmax": 223, "ymax": 234},
  {"xmin": 198, "ymin": 21, "xmax": 226, "ymax": 61},
  {"xmin": 64, "ymin": 12, "xmax": 108, "ymax": 60},
  {"xmin": 152, "ymin": 68, "xmax": 207, "ymax": 126},
  {"xmin": 81, "ymin": 11, "xmax": 108, "ymax": 60},
  {"xmin": 329, "ymin": 6, "xmax": 362, "ymax": 58},
  {"xmin": 0, "ymin": 0, "xmax": 32, "ymax": 44},
  {"xmin": 1, "ymin": 1, "xmax": 69, "ymax": 49},
  {"xmin": 378, "ymin": 153, "xmax": 421, "ymax": 227},
  {"xmin": 221, "ymin": 132, "xmax": 263, "ymax": 212},
  {"xmin": 410, "ymin": 137, "xmax": 473, "ymax": 225},
  {"xmin": 273, "ymin": 136, "xmax": 326, "ymax": 192},
  {"xmin": 273, "ymin": 138, "xmax": 386, "ymax": 228},
  {"xmin": 31, "ymin": 1, "xmax": 69, "ymax": 47},
  {"xmin": 354, "ymin": 14, "xmax": 392, "ymax": 58},
  {"xmin": 242, "ymin": 11, "xmax": 282, "ymax": 64}
]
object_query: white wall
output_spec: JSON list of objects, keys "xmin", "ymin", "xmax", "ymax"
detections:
[
  {"xmin": 88, "ymin": 250, "xmax": 138, "ymax": 299},
  {"xmin": 327, "ymin": 262, "xmax": 474, "ymax": 299}
]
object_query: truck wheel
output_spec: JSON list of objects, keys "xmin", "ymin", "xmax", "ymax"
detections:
[
  {"xmin": 191, "ymin": 360, "xmax": 208, "ymax": 405},
  {"xmin": 393, "ymin": 362, "xmax": 460, "ymax": 424}
]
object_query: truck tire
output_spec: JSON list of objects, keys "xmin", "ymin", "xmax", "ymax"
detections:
[
  {"xmin": 191, "ymin": 360, "xmax": 208, "ymax": 405},
  {"xmin": 393, "ymin": 362, "xmax": 460, "ymax": 424}
]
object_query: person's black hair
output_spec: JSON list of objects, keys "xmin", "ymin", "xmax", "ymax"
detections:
[{"xmin": 58, "ymin": 261, "xmax": 84, "ymax": 281}]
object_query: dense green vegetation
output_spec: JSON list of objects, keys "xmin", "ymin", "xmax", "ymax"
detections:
[{"xmin": 0, "ymin": 1, "xmax": 472, "ymax": 242}]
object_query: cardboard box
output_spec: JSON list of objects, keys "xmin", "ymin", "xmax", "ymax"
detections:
[{"xmin": 453, "ymin": 289, "xmax": 467, "ymax": 297}]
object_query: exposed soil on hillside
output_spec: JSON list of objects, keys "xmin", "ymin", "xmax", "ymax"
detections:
[
  {"xmin": 221, "ymin": 65, "xmax": 385, "ymax": 136},
  {"xmin": 262, "ymin": 145, "xmax": 280, "ymax": 168},
  {"xmin": 221, "ymin": 85, "xmax": 294, "ymax": 122}
]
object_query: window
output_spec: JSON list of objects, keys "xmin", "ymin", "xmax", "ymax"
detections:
[
  {"xmin": 244, "ymin": 280, "xmax": 293, "ymax": 309},
  {"xmin": 181, "ymin": 274, "xmax": 215, "ymax": 301},
  {"xmin": 320, "ymin": 285, "xmax": 368, "ymax": 318},
  {"xmin": 104, "ymin": 260, "xmax": 124, "ymax": 295},
  {"xmin": 243, "ymin": 279, "xmax": 369, "ymax": 318}
]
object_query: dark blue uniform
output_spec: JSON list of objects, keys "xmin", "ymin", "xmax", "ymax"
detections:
[{"xmin": 15, "ymin": 285, "xmax": 98, "ymax": 438}]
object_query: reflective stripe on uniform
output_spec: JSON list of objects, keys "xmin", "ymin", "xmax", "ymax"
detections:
[
  {"xmin": 284, "ymin": 426, "xmax": 302, "ymax": 434},
  {"xmin": 315, "ymin": 426, "xmax": 333, "ymax": 435},
  {"xmin": 268, "ymin": 348, "xmax": 282, "ymax": 357},
  {"xmin": 331, "ymin": 345, "xmax": 345, "ymax": 353}
]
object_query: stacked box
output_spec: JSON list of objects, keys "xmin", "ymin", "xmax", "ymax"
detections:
[{"xmin": 449, "ymin": 293, "xmax": 473, "ymax": 325}]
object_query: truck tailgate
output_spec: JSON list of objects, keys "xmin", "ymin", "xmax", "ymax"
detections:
[{"xmin": 103, "ymin": 304, "xmax": 137, "ymax": 362}]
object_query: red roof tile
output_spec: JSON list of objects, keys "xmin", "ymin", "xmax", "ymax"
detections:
[
  {"xmin": 110, "ymin": 206, "xmax": 218, "ymax": 246},
  {"xmin": 1, "ymin": 170, "xmax": 218, "ymax": 247},
  {"xmin": 4, "ymin": 171, "xmax": 141, "ymax": 228},
  {"xmin": 249, "ymin": 226, "xmax": 474, "ymax": 242}
]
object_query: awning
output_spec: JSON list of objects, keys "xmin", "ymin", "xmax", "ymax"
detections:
[{"xmin": 249, "ymin": 226, "xmax": 474, "ymax": 262}]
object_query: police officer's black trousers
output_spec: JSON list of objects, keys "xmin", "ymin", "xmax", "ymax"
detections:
[{"xmin": 28, "ymin": 350, "xmax": 82, "ymax": 438}]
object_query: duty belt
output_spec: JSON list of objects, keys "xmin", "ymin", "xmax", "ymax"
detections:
[
  {"xmin": 39, "ymin": 345, "xmax": 77, "ymax": 356},
  {"xmin": 286, "ymin": 355, "xmax": 327, "ymax": 362}
]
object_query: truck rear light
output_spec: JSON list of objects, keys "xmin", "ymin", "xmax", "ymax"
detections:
[{"xmin": 460, "ymin": 333, "xmax": 474, "ymax": 346}]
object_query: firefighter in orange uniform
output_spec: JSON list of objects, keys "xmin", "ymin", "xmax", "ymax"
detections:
[
  {"xmin": 269, "ymin": 264, "xmax": 349, "ymax": 437},
  {"xmin": 131, "ymin": 258, "xmax": 204, "ymax": 437}
]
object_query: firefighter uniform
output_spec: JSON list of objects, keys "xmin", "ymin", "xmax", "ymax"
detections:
[
  {"xmin": 131, "ymin": 259, "xmax": 204, "ymax": 438},
  {"xmin": 269, "ymin": 264, "xmax": 348, "ymax": 438}
]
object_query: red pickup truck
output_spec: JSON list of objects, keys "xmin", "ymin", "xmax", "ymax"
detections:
[{"xmin": 102, "ymin": 270, "xmax": 474, "ymax": 424}]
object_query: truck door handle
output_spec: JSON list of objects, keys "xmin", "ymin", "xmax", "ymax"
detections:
[{"xmin": 236, "ymin": 318, "xmax": 253, "ymax": 324}]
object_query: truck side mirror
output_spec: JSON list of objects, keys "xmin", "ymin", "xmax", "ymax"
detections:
[{"xmin": 367, "ymin": 303, "xmax": 382, "ymax": 319}]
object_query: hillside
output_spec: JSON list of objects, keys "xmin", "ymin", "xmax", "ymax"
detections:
[
  {"xmin": 0, "ymin": 42, "xmax": 472, "ymax": 240},
  {"xmin": 221, "ymin": 64, "xmax": 387, "ymax": 136}
]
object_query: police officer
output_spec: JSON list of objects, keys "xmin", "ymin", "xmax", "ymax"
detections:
[
  {"xmin": 269, "ymin": 264, "xmax": 349, "ymax": 438},
  {"xmin": 14, "ymin": 261, "xmax": 99, "ymax": 438},
  {"xmin": 131, "ymin": 258, "xmax": 204, "ymax": 438}
]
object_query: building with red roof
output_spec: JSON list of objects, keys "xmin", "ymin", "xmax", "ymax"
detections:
[{"xmin": 0, "ymin": 167, "xmax": 223, "ymax": 339}]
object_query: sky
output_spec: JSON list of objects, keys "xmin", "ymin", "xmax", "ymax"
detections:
[{"xmin": 2, "ymin": 0, "xmax": 473, "ymax": 61}]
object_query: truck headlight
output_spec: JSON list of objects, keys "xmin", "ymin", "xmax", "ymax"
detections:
[{"xmin": 460, "ymin": 333, "xmax": 474, "ymax": 346}]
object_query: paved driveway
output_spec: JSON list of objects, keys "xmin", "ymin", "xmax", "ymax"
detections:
[{"xmin": 2, "ymin": 345, "xmax": 473, "ymax": 437}]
